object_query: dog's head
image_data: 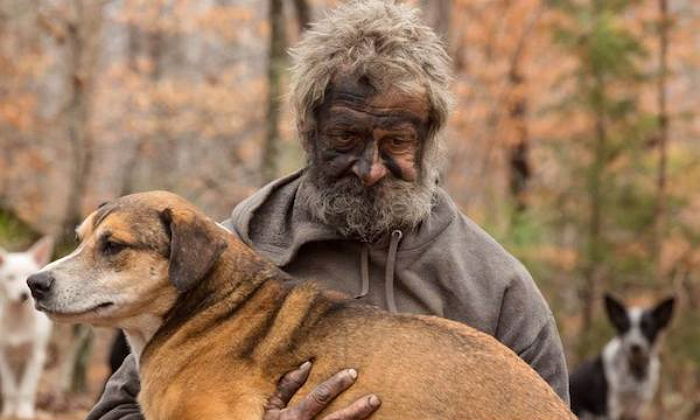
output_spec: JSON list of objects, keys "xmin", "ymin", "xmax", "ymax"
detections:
[
  {"xmin": 604, "ymin": 293, "xmax": 675, "ymax": 371},
  {"xmin": 0, "ymin": 237, "xmax": 54, "ymax": 305},
  {"xmin": 26, "ymin": 191, "xmax": 227, "ymax": 327}
]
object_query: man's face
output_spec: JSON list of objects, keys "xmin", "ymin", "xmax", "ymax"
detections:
[
  {"xmin": 305, "ymin": 75, "xmax": 436, "ymax": 242},
  {"xmin": 313, "ymin": 75, "xmax": 430, "ymax": 187}
]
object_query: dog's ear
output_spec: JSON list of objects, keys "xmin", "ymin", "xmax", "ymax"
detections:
[
  {"xmin": 604, "ymin": 293, "xmax": 630, "ymax": 334},
  {"xmin": 652, "ymin": 296, "xmax": 675, "ymax": 330},
  {"xmin": 160, "ymin": 207, "xmax": 227, "ymax": 293},
  {"xmin": 29, "ymin": 236, "xmax": 54, "ymax": 267}
]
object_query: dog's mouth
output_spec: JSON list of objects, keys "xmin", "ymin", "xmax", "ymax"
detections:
[{"xmin": 36, "ymin": 301, "xmax": 115, "ymax": 318}]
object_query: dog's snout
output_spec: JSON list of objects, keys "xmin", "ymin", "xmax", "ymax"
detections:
[
  {"xmin": 27, "ymin": 272, "xmax": 55, "ymax": 301},
  {"xmin": 20, "ymin": 292, "xmax": 29, "ymax": 302}
]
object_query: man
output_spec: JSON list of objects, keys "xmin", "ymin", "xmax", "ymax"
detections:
[{"xmin": 88, "ymin": 1, "xmax": 569, "ymax": 418}]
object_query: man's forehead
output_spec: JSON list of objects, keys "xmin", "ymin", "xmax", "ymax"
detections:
[{"xmin": 326, "ymin": 73, "xmax": 429, "ymax": 120}]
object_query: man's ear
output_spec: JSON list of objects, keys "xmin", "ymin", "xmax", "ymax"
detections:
[
  {"xmin": 604, "ymin": 293, "xmax": 631, "ymax": 334},
  {"xmin": 160, "ymin": 207, "xmax": 227, "ymax": 293},
  {"xmin": 652, "ymin": 296, "xmax": 675, "ymax": 330},
  {"xmin": 29, "ymin": 236, "xmax": 54, "ymax": 267}
]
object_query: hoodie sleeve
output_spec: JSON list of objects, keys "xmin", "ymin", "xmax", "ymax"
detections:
[
  {"xmin": 494, "ymin": 266, "xmax": 570, "ymax": 404},
  {"xmin": 86, "ymin": 354, "xmax": 144, "ymax": 420},
  {"xmin": 517, "ymin": 315, "xmax": 570, "ymax": 404}
]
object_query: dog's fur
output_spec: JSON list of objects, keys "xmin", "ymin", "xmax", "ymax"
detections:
[
  {"xmin": 0, "ymin": 237, "xmax": 54, "ymax": 419},
  {"xmin": 29, "ymin": 191, "xmax": 573, "ymax": 419},
  {"xmin": 570, "ymin": 294, "xmax": 675, "ymax": 420}
]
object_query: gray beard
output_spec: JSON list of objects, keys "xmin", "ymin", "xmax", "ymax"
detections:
[{"xmin": 302, "ymin": 168, "xmax": 436, "ymax": 243}]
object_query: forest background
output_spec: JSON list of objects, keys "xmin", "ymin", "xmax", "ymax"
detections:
[{"xmin": 0, "ymin": 0, "xmax": 699, "ymax": 418}]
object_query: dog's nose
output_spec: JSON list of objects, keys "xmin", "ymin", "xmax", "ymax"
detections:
[
  {"xmin": 27, "ymin": 272, "xmax": 55, "ymax": 300},
  {"xmin": 20, "ymin": 292, "xmax": 29, "ymax": 302},
  {"xmin": 630, "ymin": 344, "xmax": 643, "ymax": 355}
]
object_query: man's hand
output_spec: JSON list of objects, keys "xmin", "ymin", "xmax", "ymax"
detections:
[{"xmin": 263, "ymin": 361, "xmax": 381, "ymax": 420}]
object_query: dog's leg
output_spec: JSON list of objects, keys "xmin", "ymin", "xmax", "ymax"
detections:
[
  {"xmin": 15, "ymin": 330, "xmax": 50, "ymax": 419},
  {"xmin": 0, "ymin": 348, "xmax": 18, "ymax": 418}
]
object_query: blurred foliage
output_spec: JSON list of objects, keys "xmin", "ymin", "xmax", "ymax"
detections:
[{"xmin": 0, "ymin": 207, "xmax": 39, "ymax": 250}]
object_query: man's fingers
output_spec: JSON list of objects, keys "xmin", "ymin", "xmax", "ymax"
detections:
[
  {"xmin": 321, "ymin": 395, "xmax": 381, "ymax": 420},
  {"xmin": 267, "ymin": 361, "xmax": 313, "ymax": 410},
  {"xmin": 294, "ymin": 369, "xmax": 358, "ymax": 417}
]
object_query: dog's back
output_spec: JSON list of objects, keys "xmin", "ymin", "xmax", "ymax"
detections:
[
  {"xmin": 295, "ymin": 301, "xmax": 570, "ymax": 419},
  {"xmin": 141, "ymin": 281, "xmax": 573, "ymax": 420}
]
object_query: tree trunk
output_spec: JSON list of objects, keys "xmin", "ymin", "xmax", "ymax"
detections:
[
  {"xmin": 421, "ymin": 0, "xmax": 451, "ymax": 45},
  {"xmin": 58, "ymin": 0, "xmax": 104, "ymax": 394},
  {"xmin": 506, "ymin": 7, "xmax": 542, "ymax": 216},
  {"xmin": 581, "ymin": 71, "xmax": 607, "ymax": 335},
  {"xmin": 60, "ymin": 0, "xmax": 103, "ymax": 248},
  {"xmin": 119, "ymin": 17, "xmax": 163, "ymax": 196},
  {"xmin": 292, "ymin": 0, "xmax": 311, "ymax": 32},
  {"xmin": 261, "ymin": 0, "xmax": 285, "ymax": 183},
  {"xmin": 653, "ymin": 0, "xmax": 670, "ymax": 282},
  {"xmin": 507, "ymin": 66, "xmax": 530, "ymax": 215}
]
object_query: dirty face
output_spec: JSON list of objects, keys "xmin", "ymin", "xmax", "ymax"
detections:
[
  {"xmin": 26, "ymin": 193, "xmax": 191, "ymax": 327},
  {"xmin": 311, "ymin": 74, "xmax": 429, "ymax": 187},
  {"xmin": 0, "ymin": 237, "xmax": 53, "ymax": 305},
  {"xmin": 305, "ymin": 74, "xmax": 436, "ymax": 241}
]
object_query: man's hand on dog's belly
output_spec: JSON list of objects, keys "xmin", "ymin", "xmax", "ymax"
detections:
[{"xmin": 264, "ymin": 361, "xmax": 381, "ymax": 419}]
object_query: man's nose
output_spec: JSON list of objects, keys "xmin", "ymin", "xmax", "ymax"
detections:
[
  {"xmin": 27, "ymin": 271, "xmax": 55, "ymax": 301},
  {"xmin": 352, "ymin": 142, "xmax": 388, "ymax": 187}
]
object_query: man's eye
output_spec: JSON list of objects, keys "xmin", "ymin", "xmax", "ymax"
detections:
[
  {"xmin": 328, "ymin": 133, "xmax": 360, "ymax": 150},
  {"xmin": 385, "ymin": 137, "xmax": 415, "ymax": 151},
  {"xmin": 102, "ymin": 240, "xmax": 127, "ymax": 256}
]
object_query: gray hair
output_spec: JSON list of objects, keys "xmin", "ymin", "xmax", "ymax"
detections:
[{"xmin": 289, "ymin": 0, "xmax": 453, "ymax": 179}]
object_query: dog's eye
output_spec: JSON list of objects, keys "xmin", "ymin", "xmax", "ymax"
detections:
[{"xmin": 102, "ymin": 240, "xmax": 127, "ymax": 256}]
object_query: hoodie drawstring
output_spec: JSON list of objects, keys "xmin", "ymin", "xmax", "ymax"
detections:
[
  {"xmin": 355, "ymin": 230, "xmax": 403, "ymax": 314},
  {"xmin": 355, "ymin": 243, "xmax": 371, "ymax": 299},
  {"xmin": 385, "ymin": 230, "xmax": 403, "ymax": 313}
]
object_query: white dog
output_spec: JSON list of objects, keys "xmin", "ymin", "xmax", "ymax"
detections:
[{"xmin": 0, "ymin": 237, "xmax": 54, "ymax": 419}]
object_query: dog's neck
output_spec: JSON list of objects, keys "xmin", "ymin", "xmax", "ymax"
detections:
[{"xmin": 122, "ymin": 314, "xmax": 166, "ymax": 366}]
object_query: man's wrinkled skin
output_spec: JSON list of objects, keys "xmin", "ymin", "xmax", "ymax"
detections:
[
  {"xmin": 264, "ymin": 363, "xmax": 380, "ymax": 420},
  {"xmin": 302, "ymin": 76, "xmax": 436, "ymax": 243},
  {"xmin": 312, "ymin": 76, "xmax": 430, "ymax": 186}
]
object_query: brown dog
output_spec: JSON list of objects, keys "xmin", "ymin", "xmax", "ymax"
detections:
[{"xmin": 28, "ymin": 191, "xmax": 573, "ymax": 419}]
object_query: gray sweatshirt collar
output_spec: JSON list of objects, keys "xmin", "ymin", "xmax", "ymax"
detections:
[{"xmin": 229, "ymin": 168, "xmax": 457, "ymax": 266}]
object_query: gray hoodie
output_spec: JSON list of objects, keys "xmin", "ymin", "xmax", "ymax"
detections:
[{"xmin": 87, "ymin": 170, "xmax": 569, "ymax": 419}]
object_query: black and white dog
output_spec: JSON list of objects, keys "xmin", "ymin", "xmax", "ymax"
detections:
[{"xmin": 570, "ymin": 294, "xmax": 675, "ymax": 420}]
